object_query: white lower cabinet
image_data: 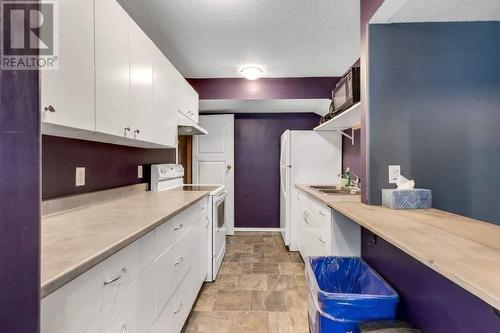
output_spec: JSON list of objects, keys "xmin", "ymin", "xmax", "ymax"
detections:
[
  {"xmin": 79, "ymin": 265, "xmax": 156, "ymax": 333},
  {"xmin": 41, "ymin": 198, "xmax": 209, "ymax": 333},
  {"xmin": 296, "ymin": 190, "xmax": 360, "ymax": 260},
  {"xmin": 41, "ymin": 232, "xmax": 155, "ymax": 333}
]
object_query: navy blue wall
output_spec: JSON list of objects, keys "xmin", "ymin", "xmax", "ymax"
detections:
[
  {"xmin": 234, "ymin": 113, "xmax": 320, "ymax": 228},
  {"xmin": 362, "ymin": 21, "xmax": 500, "ymax": 332},
  {"xmin": 367, "ymin": 22, "xmax": 500, "ymax": 226}
]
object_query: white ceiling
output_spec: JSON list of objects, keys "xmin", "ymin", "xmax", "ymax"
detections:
[
  {"xmin": 118, "ymin": 0, "xmax": 360, "ymax": 78},
  {"xmin": 200, "ymin": 99, "xmax": 332, "ymax": 115},
  {"xmin": 371, "ymin": 0, "xmax": 500, "ymax": 23}
]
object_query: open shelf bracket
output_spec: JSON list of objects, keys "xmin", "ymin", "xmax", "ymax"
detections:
[{"xmin": 339, "ymin": 128, "xmax": 355, "ymax": 145}]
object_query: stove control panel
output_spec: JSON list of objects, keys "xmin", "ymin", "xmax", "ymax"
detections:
[{"xmin": 153, "ymin": 164, "xmax": 184, "ymax": 180}]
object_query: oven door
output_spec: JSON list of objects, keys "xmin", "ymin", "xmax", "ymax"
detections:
[{"xmin": 212, "ymin": 190, "xmax": 227, "ymax": 279}]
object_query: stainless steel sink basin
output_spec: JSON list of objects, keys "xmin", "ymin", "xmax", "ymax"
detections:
[
  {"xmin": 310, "ymin": 185, "xmax": 339, "ymax": 190},
  {"xmin": 309, "ymin": 186, "xmax": 360, "ymax": 195}
]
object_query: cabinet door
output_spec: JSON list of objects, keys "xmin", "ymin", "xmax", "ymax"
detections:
[
  {"xmin": 174, "ymin": 77, "xmax": 191, "ymax": 120},
  {"xmin": 152, "ymin": 49, "xmax": 177, "ymax": 147},
  {"xmin": 95, "ymin": 0, "xmax": 131, "ymax": 138},
  {"xmin": 129, "ymin": 19, "xmax": 154, "ymax": 142},
  {"xmin": 80, "ymin": 265, "xmax": 155, "ymax": 333},
  {"xmin": 40, "ymin": 0, "xmax": 94, "ymax": 130},
  {"xmin": 188, "ymin": 86, "xmax": 199, "ymax": 123}
]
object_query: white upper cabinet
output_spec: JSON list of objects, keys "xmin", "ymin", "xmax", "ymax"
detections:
[
  {"xmin": 152, "ymin": 49, "xmax": 178, "ymax": 147},
  {"xmin": 129, "ymin": 18, "xmax": 154, "ymax": 143},
  {"xmin": 40, "ymin": 0, "xmax": 95, "ymax": 131},
  {"xmin": 176, "ymin": 78, "xmax": 199, "ymax": 123},
  {"xmin": 95, "ymin": 0, "xmax": 131, "ymax": 139},
  {"xmin": 41, "ymin": 0, "xmax": 189, "ymax": 148}
]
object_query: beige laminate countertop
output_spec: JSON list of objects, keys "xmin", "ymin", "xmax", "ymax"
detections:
[
  {"xmin": 41, "ymin": 190, "xmax": 209, "ymax": 298},
  {"xmin": 296, "ymin": 185, "xmax": 500, "ymax": 310}
]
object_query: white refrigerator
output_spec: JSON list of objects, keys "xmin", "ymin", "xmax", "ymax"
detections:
[{"xmin": 279, "ymin": 130, "xmax": 342, "ymax": 249}]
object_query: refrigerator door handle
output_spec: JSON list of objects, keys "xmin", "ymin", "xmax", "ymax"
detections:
[{"xmin": 280, "ymin": 135, "xmax": 288, "ymax": 198}]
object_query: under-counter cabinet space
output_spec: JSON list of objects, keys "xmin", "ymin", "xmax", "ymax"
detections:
[
  {"xmin": 40, "ymin": 0, "xmax": 95, "ymax": 131},
  {"xmin": 41, "ymin": 193, "xmax": 210, "ymax": 333},
  {"xmin": 295, "ymin": 187, "xmax": 361, "ymax": 260}
]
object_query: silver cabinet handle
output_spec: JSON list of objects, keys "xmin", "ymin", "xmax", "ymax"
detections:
[
  {"xmin": 297, "ymin": 192, "xmax": 302, "ymax": 200},
  {"xmin": 134, "ymin": 129, "xmax": 140, "ymax": 134},
  {"xmin": 124, "ymin": 127, "xmax": 131, "ymax": 136},
  {"xmin": 204, "ymin": 216, "xmax": 210, "ymax": 227},
  {"xmin": 226, "ymin": 164, "xmax": 232, "ymax": 170},
  {"xmin": 45, "ymin": 105, "xmax": 56, "ymax": 113},
  {"xmin": 318, "ymin": 237, "xmax": 327, "ymax": 244},
  {"xmin": 302, "ymin": 211, "xmax": 309, "ymax": 224},
  {"xmin": 318, "ymin": 211, "xmax": 326, "ymax": 216},
  {"xmin": 174, "ymin": 224, "xmax": 184, "ymax": 231},
  {"xmin": 173, "ymin": 302, "xmax": 183, "ymax": 314},
  {"xmin": 175, "ymin": 256, "xmax": 184, "ymax": 265},
  {"xmin": 103, "ymin": 268, "xmax": 126, "ymax": 285},
  {"xmin": 120, "ymin": 322, "xmax": 127, "ymax": 332}
]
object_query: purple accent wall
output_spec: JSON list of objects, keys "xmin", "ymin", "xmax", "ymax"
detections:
[
  {"xmin": 0, "ymin": 59, "xmax": 40, "ymax": 330},
  {"xmin": 362, "ymin": 229, "xmax": 500, "ymax": 332},
  {"xmin": 42, "ymin": 136, "xmax": 176, "ymax": 199},
  {"xmin": 234, "ymin": 113, "xmax": 320, "ymax": 228},
  {"xmin": 341, "ymin": 129, "xmax": 362, "ymax": 185},
  {"xmin": 188, "ymin": 77, "xmax": 339, "ymax": 100}
]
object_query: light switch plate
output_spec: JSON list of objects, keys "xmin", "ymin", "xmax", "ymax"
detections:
[
  {"xmin": 138, "ymin": 165, "xmax": 143, "ymax": 179},
  {"xmin": 75, "ymin": 167, "xmax": 85, "ymax": 187},
  {"xmin": 388, "ymin": 165, "xmax": 400, "ymax": 184}
]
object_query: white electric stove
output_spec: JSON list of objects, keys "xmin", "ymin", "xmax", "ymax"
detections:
[{"xmin": 150, "ymin": 164, "xmax": 227, "ymax": 281}]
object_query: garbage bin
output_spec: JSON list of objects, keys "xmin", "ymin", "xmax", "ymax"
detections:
[{"xmin": 306, "ymin": 257, "xmax": 399, "ymax": 333}]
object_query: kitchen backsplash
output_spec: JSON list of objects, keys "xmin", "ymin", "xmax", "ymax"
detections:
[{"xmin": 42, "ymin": 135, "xmax": 176, "ymax": 199}]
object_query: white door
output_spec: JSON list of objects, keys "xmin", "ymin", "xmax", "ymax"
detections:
[
  {"xmin": 193, "ymin": 115, "xmax": 235, "ymax": 235},
  {"xmin": 280, "ymin": 130, "xmax": 291, "ymax": 245}
]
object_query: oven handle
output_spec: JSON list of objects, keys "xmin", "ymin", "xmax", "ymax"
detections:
[{"xmin": 214, "ymin": 190, "xmax": 228, "ymax": 205}]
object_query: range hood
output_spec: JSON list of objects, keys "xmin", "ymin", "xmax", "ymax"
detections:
[{"xmin": 177, "ymin": 112, "xmax": 207, "ymax": 136}]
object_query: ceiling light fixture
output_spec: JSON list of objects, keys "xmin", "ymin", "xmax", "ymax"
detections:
[{"xmin": 241, "ymin": 66, "xmax": 263, "ymax": 80}]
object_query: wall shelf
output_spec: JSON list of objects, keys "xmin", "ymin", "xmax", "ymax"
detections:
[
  {"xmin": 313, "ymin": 102, "xmax": 361, "ymax": 145},
  {"xmin": 314, "ymin": 102, "xmax": 361, "ymax": 132}
]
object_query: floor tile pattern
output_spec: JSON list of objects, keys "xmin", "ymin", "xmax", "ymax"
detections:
[{"xmin": 183, "ymin": 232, "xmax": 308, "ymax": 333}]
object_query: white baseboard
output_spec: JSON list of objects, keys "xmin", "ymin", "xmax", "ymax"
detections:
[{"xmin": 234, "ymin": 228, "xmax": 283, "ymax": 232}]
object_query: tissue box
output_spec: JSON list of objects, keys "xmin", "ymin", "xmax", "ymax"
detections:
[{"xmin": 382, "ymin": 189, "xmax": 432, "ymax": 210}]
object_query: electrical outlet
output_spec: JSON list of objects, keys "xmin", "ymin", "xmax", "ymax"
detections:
[
  {"xmin": 75, "ymin": 167, "xmax": 86, "ymax": 187},
  {"xmin": 138, "ymin": 165, "xmax": 143, "ymax": 179},
  {"xmin": 388, "ymin": 165, "xmax": 400, "ymax": 184}
]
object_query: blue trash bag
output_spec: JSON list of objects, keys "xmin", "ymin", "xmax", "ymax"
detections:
[{"xmin": 306, "ymin": 257, "xmax": 399, "ymax": 333}]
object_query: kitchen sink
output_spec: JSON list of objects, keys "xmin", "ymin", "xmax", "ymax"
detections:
[{"xmin": 309, "ymin": 186, "xmax": 360, "ymax": 195}]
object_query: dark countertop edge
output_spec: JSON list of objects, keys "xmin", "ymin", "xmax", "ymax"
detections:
[{"xmin": 40, "ymin": 193, "xmax": 208, "ymax": 298}]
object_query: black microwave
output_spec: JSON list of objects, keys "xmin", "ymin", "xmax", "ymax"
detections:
[{"xmin": 329, "ymin": 64, "xmax": 360, "ymax": 117}]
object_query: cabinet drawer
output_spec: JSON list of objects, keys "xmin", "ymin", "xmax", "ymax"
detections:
[
  {"xmin": 155, "ymin": 201, "xmax": 201, "ymax": 257},
  {"xmin": 155, "ymin": 242, "xmax": 182, "ymax": 316},
  {"xmin": 154, "ymin": 269, "xmax": 201, "ymax": 333},
  {"xmin": 41, "ymin": 231, "xmax": 155, "ymax": 333},
  {"xmin": 79, "ymin": 264, "xmax": 156, "ymax": 333}
]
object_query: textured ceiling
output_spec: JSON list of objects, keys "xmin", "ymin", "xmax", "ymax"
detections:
[
  {"xmin": 118, "ymin": 0, "xmax": 360, "ymax": 78},
  {"xmin": 371, "ymin": 0, "xmax": 500, "ymax": 23}
]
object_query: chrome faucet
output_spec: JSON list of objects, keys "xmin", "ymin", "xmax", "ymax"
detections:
[{"xmin": 341, "ymin": 167, "xmax": 360, "ymax": 189}]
